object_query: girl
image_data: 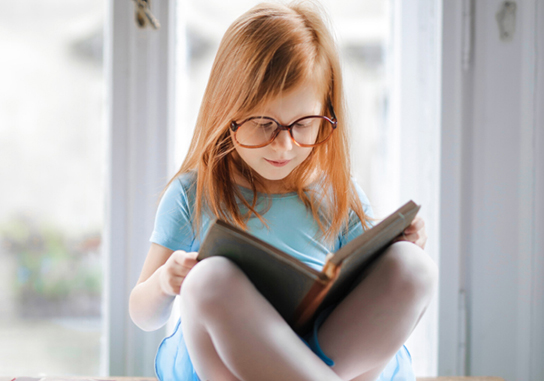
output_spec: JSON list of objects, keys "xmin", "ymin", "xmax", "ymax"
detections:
[{"xmin": 129, "ymin": 2, "xmax": 437, "ymax": 381}]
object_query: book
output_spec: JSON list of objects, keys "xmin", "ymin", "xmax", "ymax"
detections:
[{"xmin": 196, "ymin": 200, "xmax": 420, "ymax": 336}]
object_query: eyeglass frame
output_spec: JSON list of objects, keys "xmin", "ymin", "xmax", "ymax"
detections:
[{"xmin": 230, "ymin": 104, "xmax": 338, "ymax": 149}]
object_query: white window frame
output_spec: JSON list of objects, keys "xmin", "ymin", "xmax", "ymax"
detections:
[
  {"xmin": 103, "ymin": 0, "xmax": 177, "ymax": 376},
  {"xmin": 439, "ymin": 0, "xmax": 544, "ymax": 379}
]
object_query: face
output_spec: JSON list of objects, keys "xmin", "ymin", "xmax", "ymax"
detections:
[{"xmin": 231, "ymin": 82, "xmax": 323, "ymax": 191}]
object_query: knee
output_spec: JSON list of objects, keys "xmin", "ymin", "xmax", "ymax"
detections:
[
  {"xmin": 380, "ymin": 241, "xmax": 439, "ymax": 302},
  {"xmin": 180, "ymin": 256, "xmax": 245, "ymax": 314}
]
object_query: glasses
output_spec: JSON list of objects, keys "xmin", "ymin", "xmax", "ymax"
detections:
[{"xmin": 230, "ymin": 106, "xmax": 337, "ymax": 149}]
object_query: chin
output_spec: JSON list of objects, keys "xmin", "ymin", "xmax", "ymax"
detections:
[
  {"xmin": 259, "ymin": 173, "xmax": 290, "ymax": 181},
  {"xmin": 255, "ymin": 167, "xmax": 293, "ymax": 182}
]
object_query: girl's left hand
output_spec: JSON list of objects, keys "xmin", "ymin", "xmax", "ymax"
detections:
[{"xmin": 394, "ymin": 216, "xmax": 427, "ymax": 250}]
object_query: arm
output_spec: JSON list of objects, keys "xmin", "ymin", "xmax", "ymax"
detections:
[
  {"xmin": 129, "ymin": 243, "xmax": 198, "ymax": 331},
  {"xmin": 130, "ymin": 174, "xmax": 200, "ymax": 331}
]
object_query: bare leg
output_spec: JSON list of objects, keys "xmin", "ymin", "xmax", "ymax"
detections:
[
  {"xmin": 317, "ymin": 242, "xmax": 439, "ymax": 381},
  {"xmin": 180, "ymin": 256, "xmax": 343, "ymax": 381}
]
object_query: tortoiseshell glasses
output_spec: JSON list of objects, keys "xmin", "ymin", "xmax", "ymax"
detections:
[{"xmin": 230, "ymin": 105, "xmax": 337, "ymax": 149}]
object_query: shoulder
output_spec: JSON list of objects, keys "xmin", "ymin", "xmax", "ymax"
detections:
[
  {"xmin": 167, "ymin": 170, "xmax": 197, "ymax": 193},
  {"xmin": 162, "ymin": 171, "xmax": 197, "ymax": 203},
  {"xmin": 157, "ymin": 170, "xmax": 200, "ymax": 223},
  {"xmin": 150, "ymin": 171, "xmax": 199, "ymax": 251}
]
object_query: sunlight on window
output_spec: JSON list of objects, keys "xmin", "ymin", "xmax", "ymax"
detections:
[{"xmin": 0, "ymin": 1, "xmax": 104, "ymax": 376}]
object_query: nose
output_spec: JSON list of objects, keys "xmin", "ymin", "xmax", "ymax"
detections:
[{"xmin": 270, "ymin": 129, "xmax": 293, "ymax": 151}]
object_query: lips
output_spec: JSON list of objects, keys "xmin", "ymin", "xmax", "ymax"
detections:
[{"xmin": 265, "ymin": 158, "xmax": 291, "ymax": 167}]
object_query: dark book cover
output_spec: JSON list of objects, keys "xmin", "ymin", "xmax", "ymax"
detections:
[{"xmin": 197, "ymin": 200, "xmax": 420, "ymax": 335}]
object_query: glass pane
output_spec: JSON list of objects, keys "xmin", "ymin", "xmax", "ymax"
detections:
[
  {"xmin": 0, "ymin": 1, "xmax": 105, "ymax": 376},
  {"xmin": 175, "ymin": 0, "xmax": 389, "ymax": 213}
]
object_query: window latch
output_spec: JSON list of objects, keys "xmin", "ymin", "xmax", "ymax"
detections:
[
  {"xmin": 133, "ymin": 0, "xmax": 161, "ymax": 30},
  {"xmin": 496, "ymin": 1, "xmax": 516, "ymax": 42}
]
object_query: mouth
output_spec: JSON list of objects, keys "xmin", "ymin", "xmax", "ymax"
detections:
[{"xmin": 265, "ymin": 158, "xmax": 291, "ymax": 167}]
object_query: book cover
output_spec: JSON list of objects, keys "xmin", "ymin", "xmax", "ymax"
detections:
[{"xmin": 197, "ymin": 200, "xmax": 420, "ymax": 335}]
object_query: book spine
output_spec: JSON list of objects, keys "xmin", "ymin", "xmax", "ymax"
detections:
[
  {"xmin": 322, "ymin": 253, "xmax": 337, "ymax": 278},
  {"xmin": 292, "ymin": 262, "xmax": 340, "ymax": 332}
]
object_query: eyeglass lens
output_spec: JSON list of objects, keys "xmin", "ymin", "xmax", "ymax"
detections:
[{"xmin": 236, "ymin": 117, "xmax": 333, "ymax": 147}]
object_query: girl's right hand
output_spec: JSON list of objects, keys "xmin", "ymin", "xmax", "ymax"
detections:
[{"xmin": 159, "ymin": 250, "xmax": 199, "ymax": 296}]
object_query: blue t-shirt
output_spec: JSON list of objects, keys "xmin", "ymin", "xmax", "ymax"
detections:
[
  {"xmin": 150, "ymin": 171, "xmax": 373, "ymax": 271},
  {"xmin": 150, "ymin": 171, "xmax": 415, "ymax": 381}
]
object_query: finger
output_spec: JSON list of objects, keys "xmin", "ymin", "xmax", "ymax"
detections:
[
  {"xmin": 405, "ymin": 218, "xmax": 425, "ymax": 234},
  {"xmin": 171, "ymin": 251, "xmax": 197, "ymax": 268},
  {"xmin": 164, "ymin": 262, "xmax": 189, "ymax": 277},
  {"xmin": 168, "ymin": 275, "xmax": 184, "ymax": 285},
  {"xmin": 168, "ymin": 282, "xmax": 183, "ymax": 295},
  {"xmin": 180, "ymin": 256, "xmax": 198, "ymax": 269},
  {"xmin": 404, "ymin": 226, "xmax": 425, "ymax": 238},
  {"xmin": 173, "ymin": 258, "xmax": 198, "ymax": 275},
  {"xmin": 402, "ymin": 232, "xmax": 419, "ymax": 244},
  {"xmin": 404, "ymin": 226, "xmax": 416, "ymax": 234},
  {"xmin": 179, "ymin": 266, "xmax": 194, "ymax": 278},
  {"xmin": 165, "ymin": 259, "xmax": 194, "ymax": 276},
  {"xmin": 162, "ymin": 276, "xmax": 183, "ymax": 295}
]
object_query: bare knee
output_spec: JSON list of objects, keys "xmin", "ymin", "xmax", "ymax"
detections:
[
  {"xmin": 181, "ymin": 256, "xmax": 246, "ymax": 315},
  {"xmin": 379, "ymin": 241, "xmax": 438, "ymax": 303}
]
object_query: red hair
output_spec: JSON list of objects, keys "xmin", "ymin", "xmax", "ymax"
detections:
[{"xmin": 165, "ymin": 1, "xmax": 371, "ymax": 242}]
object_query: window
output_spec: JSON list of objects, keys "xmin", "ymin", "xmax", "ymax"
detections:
[{"xmin": 0, "ymin": 1, "xmax": 105, "ymax": 376}]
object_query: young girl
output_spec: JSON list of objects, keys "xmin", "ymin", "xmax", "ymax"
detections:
[{"xmin": 129, "ymin": 2, "xmax": 437, "ymax": 381}]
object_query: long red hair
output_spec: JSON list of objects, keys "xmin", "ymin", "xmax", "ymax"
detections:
[{"xmin": 165, "ymin": 1, "xmax": 371, "ymax": 242}]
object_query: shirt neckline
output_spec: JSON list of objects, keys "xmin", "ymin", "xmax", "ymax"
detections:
[{"xmin": 236, "ymin": 184, "xmax": 299, "ymax": 199}]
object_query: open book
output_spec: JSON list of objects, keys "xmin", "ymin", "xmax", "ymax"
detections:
[{"xmin": 196, "ymin": 200, "xmax": 420, "ymax": 336}]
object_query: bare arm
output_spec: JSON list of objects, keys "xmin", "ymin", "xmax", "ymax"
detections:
[{"xmin": 129, "ymin": 243, "xmax": 198, "ymax": 331}]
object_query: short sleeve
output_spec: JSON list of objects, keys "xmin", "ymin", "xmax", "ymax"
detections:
[
  {"xmin": 339, "ymin": 179, "xmax": 374, "ymax": 246},
  {"xmin": 149, "ymin": 176, "xmax": 196, "ymax": 252}
]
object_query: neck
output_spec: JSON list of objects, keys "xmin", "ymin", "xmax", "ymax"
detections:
[{"xmin": 232, "ymin": 170, "xmax": 294, "ymax": 194}]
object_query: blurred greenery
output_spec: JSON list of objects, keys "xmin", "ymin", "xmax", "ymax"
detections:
[{"xmin": 0, "ymin": 216, "xmax": 102, "ymax": 317}]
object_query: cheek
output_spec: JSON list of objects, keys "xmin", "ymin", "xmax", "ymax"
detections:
[
  {"xmin": 233, "ymin": 145, "xmax": 262, "ymax": 166},
  {"xmin": 298, "ymin": 147, "xmax": 314, "ymax": 163}
]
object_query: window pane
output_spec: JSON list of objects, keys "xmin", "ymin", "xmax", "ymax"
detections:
[{"xmin": 0, "ymin": 1, "xmax": 104, "ymax": 376}]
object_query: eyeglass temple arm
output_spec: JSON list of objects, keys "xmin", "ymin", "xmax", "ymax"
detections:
[{"xmin": 328, "ymin": 103, "xmax": 338, "ymax": 124}]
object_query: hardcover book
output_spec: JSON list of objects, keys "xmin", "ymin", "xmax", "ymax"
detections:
[{"xmin": 197, "ymin": 200, "xmax": 420, "ymax": 335}]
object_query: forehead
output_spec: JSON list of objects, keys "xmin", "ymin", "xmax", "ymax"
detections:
[{"xmin": 250, "ymin": 82, "xmax": 325, "ymax": 121}]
